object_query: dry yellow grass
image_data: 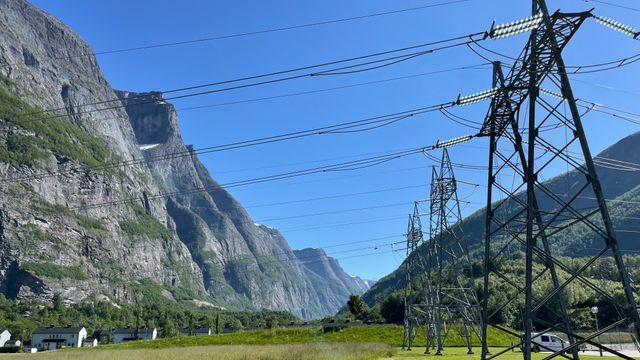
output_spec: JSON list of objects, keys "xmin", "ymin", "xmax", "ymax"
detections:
[{"xmin": 0, "ymin": 343, "xmax": 394, "ymax": 360}]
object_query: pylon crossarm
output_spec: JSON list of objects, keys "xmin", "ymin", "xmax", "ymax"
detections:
[{"xmin": 479, "ymin": 12, "xmax": 591, "ymax": 137}]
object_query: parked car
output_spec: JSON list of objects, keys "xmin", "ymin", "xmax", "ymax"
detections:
[{"xmin": 523, "ymin": 333, "xmax": 586, "ymax": 353}]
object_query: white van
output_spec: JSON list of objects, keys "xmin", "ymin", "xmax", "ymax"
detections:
[
  {"xmin": 531, "ymin": 333, "xmax": 568, "ymax": 352},
  {"xmin": 524, "ymin": 333, "xmax": 586, "ymax": 353}
]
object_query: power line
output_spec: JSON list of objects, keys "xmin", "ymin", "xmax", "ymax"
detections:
[
  {"xmin": 219, "ymin": 239, "xmax": 409, "ymax": 271},
  {"xmin": 40, "ymin": 0, "xmax": 472, "ymax": 60},
  {"xmin": 253, "ymin": 201, "xmax": 414, "ymax": 222},
  {"xmin": 278, "ymin": 215, "xmax": 410, "ymax": 233},
  {"xmin": 21, "ymin": 33, "xmax": 485, "ymax": 120},
  {"xmin": 588, "ymin": 102, "xmax": 640, "ymax": 119},
  {"xmin": 581, "ymin": 0, "xmax": 640, "ymax": 13},
  {"xmin": 2, "ymin": 102, "xmax": 454, "ymax": 183},
  {"xmin": 71, "ymin": 144, "xmax": 456, "ymax": 211},
  {"xmin": 245, "ymin": 184, "xmax": 425, "ymax": 209},
  {"xmin": 243, "ymin": 238, "xmax": 407, "ymax": 267},
  {"xmin": 261, "ymin": 245, "xmax": 408, "ymax": 269},
  {"xmin": 225, "ymin": 165, "xmax": 432, "ymax": 194},
  {"xmin": 571, "ymin": 78, "xmax": 640, "ymax": 98},
  {"xmin": 470, "ymin": 41, "xmax": 640, "ymax": 75},
  {"xmin": 177, "ymin": 201, "xmax": 432, "ymax": 231},
  {"xmin": 176, "ymin": 64, "xmax": 490, "ymax": 111}
]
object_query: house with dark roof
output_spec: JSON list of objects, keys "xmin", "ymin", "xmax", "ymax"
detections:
[
  {"xmin": 31, "ymin": 326, "xmax": 87, "ymax": 350},
  {"xmin": 180, "ymin": 327, "xmax": 211, "ymax": 336},
  {"xmin": 112, "ymin": 326, "xmax": 157, "ymax": 344}
]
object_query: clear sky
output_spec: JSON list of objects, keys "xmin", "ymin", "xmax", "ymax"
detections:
[{"xmin": 30, "ymin": 0, "xmax": 640, "ymax": 280}]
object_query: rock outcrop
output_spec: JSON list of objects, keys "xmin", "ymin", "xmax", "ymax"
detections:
[{"xmin": 0, "ymin": 0, "xmax": 369, "ymax": 318}]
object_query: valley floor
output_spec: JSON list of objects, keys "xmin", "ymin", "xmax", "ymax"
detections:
[
  {"xmin": 0, "ymin": 327, "xmax": 635, "ymax": 359},
  {"xmin": 391, "ymin": 347, "xmax": 639, "ymax": 359},
  {"xmin": 0, "ymin": 343, "xmax": 392, "ymax": 360},
  {"xmin": 0, "ymin": 346, "xmax": 635, "ymax": 360}
]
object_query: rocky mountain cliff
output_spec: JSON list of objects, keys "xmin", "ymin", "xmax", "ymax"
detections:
[
  {"xmin": 362, "ymin": 130, "xmax": 640, "ymax": 304},
  {"xmin": 0, "ymin": 0, "xmax": 369, "ymax": 318},
  {"xmin": 293, "ymin": 248, "xmax": 373, "ymax": 303}
]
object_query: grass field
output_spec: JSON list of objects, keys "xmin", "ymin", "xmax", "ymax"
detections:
[
  {"xmin": 1, "ymin": 345, "xmax": 632, "ymax": 360},
  {"xmin": 0, "ymin": 343, "xmax": 393, "ymax": 359},
  {"xmin": 1, "ymin": 326, "xmax": 626, "ymax": 359},
  {"xmin": 389, "ymin": 347, "xmax": 636, "ymax": 359},
  {"xmin": 104, "ymin": 325, "xmax": 516, "ymax": 349}
]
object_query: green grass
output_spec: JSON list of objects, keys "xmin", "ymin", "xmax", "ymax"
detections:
[
  {"xmin": 21, "ymin": 262, "xmax": 87, "ymax": 280},
  {"xmin": 389, "ymin": 346, "xmax": 632, "ymax": 359},
  {"xmin": 24, "ymin": 343, "xmax": 394, "ymax": 360},
  {"xmin": 99, "ymin": 326, "xmax": 515, "ymax": 350}
]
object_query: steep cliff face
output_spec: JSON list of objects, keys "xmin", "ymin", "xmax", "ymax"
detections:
[
  {"xmin": 294, "ymin": 248, "xmax": 372, "ymax": 297},
  {"xmin": 0, "ymin": 0, "xmax": 205, "ymax": 303},
  {"xmin": 0, "ymin": 0, "xmax": 368, "ymax": 318},
  {"xmin": 116, "ymin": 90, "xmax": 351, "ymax": 317}
]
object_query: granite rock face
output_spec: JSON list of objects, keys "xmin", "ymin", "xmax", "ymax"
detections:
[{"xmin": 0, "ymin": 0, "xmax": 369, "ymax": 318}]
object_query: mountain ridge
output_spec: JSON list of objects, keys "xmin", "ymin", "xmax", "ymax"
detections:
[
  {"xmin": 362, "ymin": 130, "xmax": 640, "ymax": 305},
  {"xmin": 0, "ymin": 0, "xmax": 369, "ymax": 319}
]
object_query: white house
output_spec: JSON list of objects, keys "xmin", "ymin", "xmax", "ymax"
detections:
[
  {"xmin": 112, "ymin": 327, "xmax": 157, "ymax": 344},
  {"xmin": 0, "ymin": 330, "xmax": 10, "ymax": 346},
  {"xmin": 82, "ymin": 337, "xmax": 98, "ymax": 347},
  {"xmin": 180, "ymin": 327, "xmax": 211, "ymax": 336},
  {"xmin": 31, "ymin": 326, "xmax": 87, "ymax": 350}
]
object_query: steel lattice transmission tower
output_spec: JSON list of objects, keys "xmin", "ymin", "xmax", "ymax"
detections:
[
  {"xmin": 479, "ymin": 1, "xmax": 640, "ymax": 359},
  {"xmin": 428, "ymin": 148, "xmax": 481, "ymax": 355},
  {"xmin": 403, "ymin": 202, "xmax": 425, "ymax": 350}
]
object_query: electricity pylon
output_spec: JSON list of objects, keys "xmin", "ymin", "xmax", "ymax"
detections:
[
  {"xmin": 428, "ymin": 148, "xmax": 481, "ymax": 355},
  {"xmin": 478, "ymin": 1, "xmax": 640, "ymax": 359},
  {"xmin": 403, "ymin": 202, "xmax": 425, "ymax": 350}
]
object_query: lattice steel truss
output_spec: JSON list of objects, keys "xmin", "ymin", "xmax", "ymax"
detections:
[
  {"xmin": 479, "ymin": 1, "xmax": 640, "ymax": 360},
  {"xmin": 403, "ymin": 202, "xmax": 426, "ymax": 350},
  {"xmin": 428, "ymin": 148, "xmax": 481, "ymax": 355}
]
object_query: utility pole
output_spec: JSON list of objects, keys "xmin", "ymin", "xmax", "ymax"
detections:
[{"xmin": 479, "ymin": 1, "xmax": 640, "ymax": 359}]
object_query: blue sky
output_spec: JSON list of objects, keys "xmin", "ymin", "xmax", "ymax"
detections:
[{"xmin": 31, "ymin": 0, "xmax": 640, "ymax": 280}]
